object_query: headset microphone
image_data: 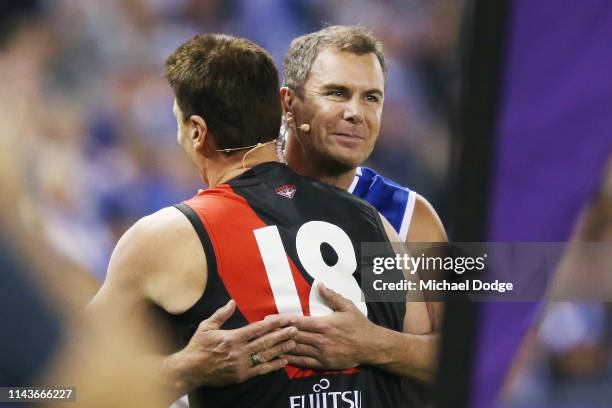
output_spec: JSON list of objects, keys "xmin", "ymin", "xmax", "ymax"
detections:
[{"xmin": 286, "ymin": 110, "xmax": 310, "ymax": 133}]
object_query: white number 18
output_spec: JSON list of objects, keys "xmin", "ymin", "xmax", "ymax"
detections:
[{"xmin": 254, "ymin": 221, "xmax": 367, "ymax": 317}]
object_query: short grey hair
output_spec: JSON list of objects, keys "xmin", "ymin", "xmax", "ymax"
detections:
[{"xmin": 283, "ymin": 25, "xmax": 388, "ymax": 98}]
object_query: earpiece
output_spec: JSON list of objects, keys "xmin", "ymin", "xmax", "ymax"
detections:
[{"xmin": 285, "ymin": 112, "xmax": 310, "ymax": 133}]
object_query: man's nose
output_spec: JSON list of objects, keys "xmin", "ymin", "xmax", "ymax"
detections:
[{"xmin": 342, "ymin": 98, "xmax": 364, "ymax": 123}]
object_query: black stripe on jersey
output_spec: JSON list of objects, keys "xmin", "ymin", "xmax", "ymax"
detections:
[
  {"xmin": 174, "ymin": 203, "xmax": 218, "ymax": 281},
  {"xmin": 170, "ymin": 204, "xmax": 248, "ymax": 330}
]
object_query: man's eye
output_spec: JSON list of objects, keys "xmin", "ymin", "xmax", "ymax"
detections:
[
  {"xmin": 366, "ymin": 94, "xmax": 379, "ymax": 103},
  {"xmin": 328, "ymin": 90, "xmax": 345, "ymax": 97}
]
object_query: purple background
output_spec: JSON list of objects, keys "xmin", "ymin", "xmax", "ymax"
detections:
[{"xmin": 472, "ymin": 0, "xmax": 612, "ymax": 407}]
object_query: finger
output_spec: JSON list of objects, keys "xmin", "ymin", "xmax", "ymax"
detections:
[
  {"xmin": 245, "ymin": 357, "xmax": 289, "ymax": 380},
  {"xmin": 257, "ymin": 339, "xmax": 297, "ymax": 363},
  {"xmin": 198, "ymin": 299, "xmax": 236, "ymax": 331},
  {"xmin": 246, "ymin": 326, "xmax": 297, "ymax": 355},
  {"xmin": 293, "ymin": 331, "xmax": 323, "ymax": 348},
  {"xmin": 264, "ymin": 314, "xmax": 300, "ymax": 327},
  {"xmin": 282, "ymin": 355, "xmax": 324, "ymax": 369},
  {"xmin": 235, "ymin": 316, "xmax": 295, "ymax": 342},
  {"xmin": 291, "ymin": 316, "xmax": 327, "ymax": 333},
  {"xmin": 318, "ymin": 283, "xmax": 353, "ymax": 312},
  {"xmin": 290, "ymin": 343, "xmax": 319, "ymax": 358}
]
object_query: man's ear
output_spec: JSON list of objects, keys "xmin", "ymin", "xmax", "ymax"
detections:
[
  {"xmin": 190, "ymin": 115, "xmax": 208, "ymax": 152},
  {"xmin": 280, "ymin": 87, "xmax": 294, "ymax": 115}
]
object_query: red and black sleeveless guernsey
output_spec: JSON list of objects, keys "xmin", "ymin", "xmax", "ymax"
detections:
[{"xmin": 164, "ymin": 162, "xmax": 405, "ymax": 408}]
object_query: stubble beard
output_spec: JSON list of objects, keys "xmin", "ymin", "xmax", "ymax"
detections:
[{"xmin": 317, "ymin": 151, "xmax": 360, "ymax": 177}]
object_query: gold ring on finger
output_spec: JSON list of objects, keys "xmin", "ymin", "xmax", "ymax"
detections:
[{"xmin": 251, "ymin": 353, "xmax": 263, "ymax": 365}]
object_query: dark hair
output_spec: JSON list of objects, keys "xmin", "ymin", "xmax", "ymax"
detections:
[
  {"xmin": 284, "ymin": 25, "xmax": 387, "ymax": 98},
  {"xmin": 165, "ymin": 34, "xmax": 281, "ymax": 150}
]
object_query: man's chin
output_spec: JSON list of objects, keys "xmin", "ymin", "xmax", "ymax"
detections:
[
  {"xmin": 321, "ymin": 153, "xmax": 363, "ymax": 175},
  {"xmin": 331, "ymin": 147, "xmax": 370, "ymax": 166}
]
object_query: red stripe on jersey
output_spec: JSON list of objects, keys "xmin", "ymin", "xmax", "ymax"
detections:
[{"xmin": 185, "ymin": 185, "xmax": 355, "ymax": 378}]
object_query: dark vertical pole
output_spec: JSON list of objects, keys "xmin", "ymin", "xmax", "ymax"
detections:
[{"xmin": 435, "ymin": 0, "xmax": 508, "ymax": 407}]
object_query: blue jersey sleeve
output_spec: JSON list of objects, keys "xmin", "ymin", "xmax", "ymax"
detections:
[{"xmin": 348, "ymin": 167, "xmax": 415, "ymax": 239}]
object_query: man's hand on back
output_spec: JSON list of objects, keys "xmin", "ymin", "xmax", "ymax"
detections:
[
  {"xmin": 163, "ymin": 300, "xmax": 298, "ymax": 393},
  {"xmin": 281, "ymin": 284, "xmax": 438, "ymax": 383},
  {"xmin": 281, "ymin": 284, "xmax": 379, "ymax": 370}
]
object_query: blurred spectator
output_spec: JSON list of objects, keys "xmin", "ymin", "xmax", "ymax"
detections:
[
  {"xmin": 0, "ymin": 0, "xmax": 460, "ymax": 284},
  {"xmin": 501, "ymin": 156, "xmax": 612, "ymax": 407}
]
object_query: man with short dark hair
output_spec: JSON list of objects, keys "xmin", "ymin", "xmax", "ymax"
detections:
[
  {"xmin": 165, "ymin": 34, "xmax": 282, "ymax": 154},
  {"xmin": 89, "ymin": 34, "xmax": 297, "ymax": 406},
  {"xmin": 90, "ymin": 33, "xmax": 424, "ymax": 408}
]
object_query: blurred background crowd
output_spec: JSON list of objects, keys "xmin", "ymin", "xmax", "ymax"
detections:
[
  {"xmin": 1, "ymin": 1, "xmax": 610, "ymax": 407},
  {"xmin": 0, "ymin": 0, "xmax": 461, "ymax": 280}
]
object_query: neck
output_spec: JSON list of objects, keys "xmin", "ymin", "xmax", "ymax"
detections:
[
  {"xmin": 313, "ymin": 170, "xmax": 357, "ymax": 190},
  {"xmin": 285, "ymin": 136, "xmax": 357, "ymax": 190},
  {"xmin": 204, "ymin": 144, "xmax": 279, "ymax": 187}
]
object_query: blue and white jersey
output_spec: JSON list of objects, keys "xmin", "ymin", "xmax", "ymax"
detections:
[{"xmin": 348, "ymin": 166, "xmax": 416, "ymax": 241}]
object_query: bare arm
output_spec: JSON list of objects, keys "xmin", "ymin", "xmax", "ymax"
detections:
[
  {"xmin": 360, "ymin": 199, "xmax": 447, "ymax": 381},
  {"xmin": 405, "ymin": 193, "xmax": 447, "ymax": 331},
  {"xmin": 406, "ymin": 193, "xmax": 447, "ymax": 243},
  {"xmin": 88, "ymin": 208, "xmax": 297, "ymax": 402},
  {"xmin": 360, "ymin": 215, "xmax": 439, "ymax": 382}
]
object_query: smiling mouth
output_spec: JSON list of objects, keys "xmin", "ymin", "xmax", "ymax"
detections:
[{"xmin": 331, "ymin": 132, "xmax": 366, "ymax": 140}]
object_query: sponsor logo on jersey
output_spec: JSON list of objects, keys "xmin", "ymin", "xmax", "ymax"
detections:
[
  {"xmin": 275, "ymin": 184, "xmax": 297, "ymax": 199},
  {"xmin": 289, "ymin": 378, "xmax": 362, "ymax": 408}
]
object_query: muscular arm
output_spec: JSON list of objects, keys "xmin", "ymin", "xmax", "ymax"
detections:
[
  {"xmin": 366, "ymin": 199, "xmax": 447, "ymax": 380},
  {"xmin": 406, "ymin": 193, "xmax": 447, "ymax": 243},
  {"xmin": 88, "ymin": 208, "xmax": 203, "ymax": 314},
  {"xmin": 88, "ymin": 208, "xmax": 297, "ymax": 402},
  {"xmin": 88, "ymin": 207, "xmax": 210, "ymax": 401},
  {"xmin": 364, "ymin": 214, "xmax": 439, "ymax": 381},
  {"xmin": 406, "ymin": 193, "xmax": 447, "ymax": 331}
]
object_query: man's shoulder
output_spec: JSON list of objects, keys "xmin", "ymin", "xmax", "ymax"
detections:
[
  {"xmin": 108, "ymin": 207, "xmax": 196, "ymax": 280},
  {"xmin": 350, "ymin": 167, "xmax": 446, "ymax": 242},
  {"xmin": 103, "ymin": 206, "xmax": 206, "ymax": 312},
  {"xmin": 125, "ymin": 207, "xmax": 193, "ymax": 248},
  {"xmin": 407, "ymin": 194, "xmax": 447, "ymax": 242}
]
